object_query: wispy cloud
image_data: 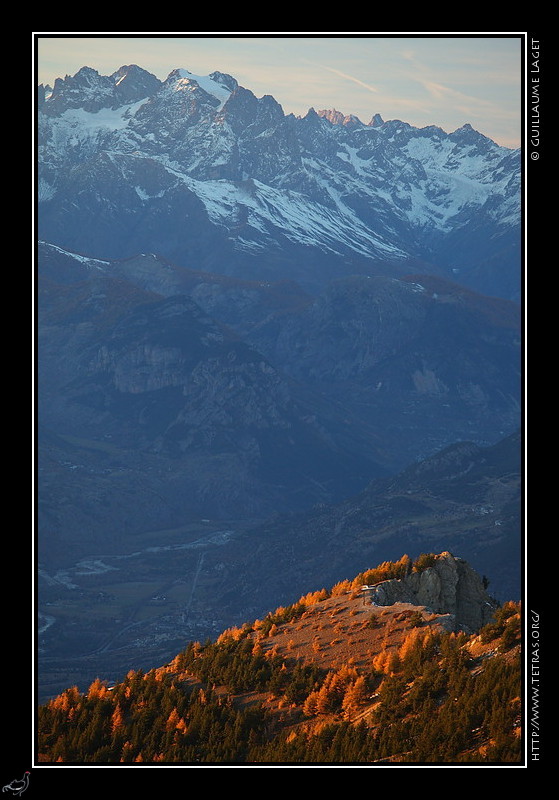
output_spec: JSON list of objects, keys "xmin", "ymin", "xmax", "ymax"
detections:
[
  {"xmin": 317, "ymin": 64, "xmax": 379, "ymax": 94},
  {"xmin": 418, "ymin": 77, "xmax": 493, "ymax": 110},
  {"xmin": 396, "ymin": 47, "xmax": 516, "ymax": 126}
]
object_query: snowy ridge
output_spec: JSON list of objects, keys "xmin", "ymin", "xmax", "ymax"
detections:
[
  {"xmin": 166, "ymin": 69, "xmax": 233, "ymax": 109},
  {"xmin": 181, "ymin": 174, "xmax": 407, "ymax": 258},
  {"xmin": 39, "ymin": 241, "xmax": 111, "ymax": 269}
]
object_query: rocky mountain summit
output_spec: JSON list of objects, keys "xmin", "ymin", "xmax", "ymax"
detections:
[
  {"xmin": 38, "ymin": 64, "xmax": 521, "ymax": 300},
  {"xmin": 364, "ymin": 551, "xmax": 497, "ymax": 632},
  {"xmin": 39, "ymin": 64, "xmax": 163, "ymax": 114}
]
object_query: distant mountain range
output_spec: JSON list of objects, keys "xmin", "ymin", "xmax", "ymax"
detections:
[
  {"xmin": 38, "ymin": 65, "xmax": 521, "ymax": 300},
  {"xmin": 38, "ymin": 242, "xmax": 521, "ymax": 533}
]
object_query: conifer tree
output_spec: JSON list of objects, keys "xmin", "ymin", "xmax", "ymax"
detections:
[
  {"xmin": 111, "ymin": 704, "xmax": 124, "ymax": 735},
  {"xmin": 342, "ymin": 676, "xmax": 367, "ymax": 721},
  {"xmin": 166, "ymin": 708, "xmax": 181, "ymax": 732},
  {"xmin": 303, "ymin": 691, "xmax": 319, "ymax": 717}
]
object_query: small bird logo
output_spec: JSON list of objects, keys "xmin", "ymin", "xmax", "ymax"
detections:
[{"xmin": 2, "ymin": 773, "xmax": 30, "ymax": 797}]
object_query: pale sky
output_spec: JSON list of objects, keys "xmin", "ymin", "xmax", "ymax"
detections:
[{"xmin": 34, "ymin": 34, "xmax": 524, "ymax": 148}]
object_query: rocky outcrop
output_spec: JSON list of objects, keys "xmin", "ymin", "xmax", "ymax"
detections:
[{"xmin": 366, "ymin": 552, "xmax": 498, "ymax": 632}]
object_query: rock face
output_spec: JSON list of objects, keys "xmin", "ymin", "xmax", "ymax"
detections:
[
  {"xmin": 38, "ymin": 263, "xmax": 383, "ymax": 532},
  {"xmin": 367, "ymin": 552, "xmax": 498, "ymax": 632},
  {"xmin": 247, "ymin": 274, "xmax": 521, "ymax": 468}
]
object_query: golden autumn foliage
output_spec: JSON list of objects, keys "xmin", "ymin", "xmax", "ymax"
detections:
[
  {"xmin": 217, "ymin": 625, "xmax": 246, "ymax": 643},
  {"xmin": 48, "ymin": 686, "xmax": 81, "ymax": 713},
  {"xmin": 303, "ymin": 664, "xmax": 367, "ymax": 720},
  {"xmin": 166, "ymin": 708, "xmax": 181, "ymax": 732},
  {"xmin": 87, "ymin": 678, "xmax": 109, "ymax": 698},
  {"xmin": 399, "ymin": 627, "xmax": 429, "ymax": 661},
  {"xmin": 299, "ymin": 588, "xmax": 329, "ymax": 605},
  {"xmin": 342, "ymin": 675, "xmax": 367, "ymax": 721},
  {"xmin": 111, "ymin": 704, "xmax": 124, "ymax": 734}
]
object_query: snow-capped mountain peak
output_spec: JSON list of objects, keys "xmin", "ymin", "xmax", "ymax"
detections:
[{"xmin": 162, "ymin": 68, "xmax": 236, "ymax": 110}]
